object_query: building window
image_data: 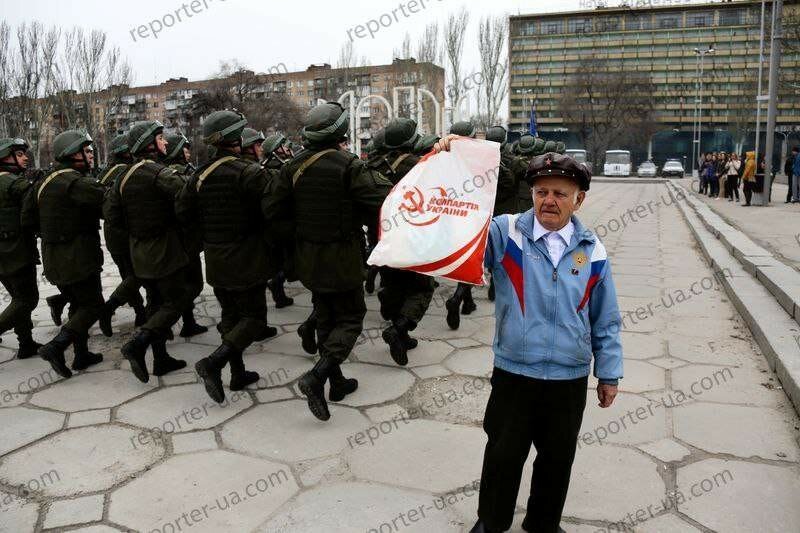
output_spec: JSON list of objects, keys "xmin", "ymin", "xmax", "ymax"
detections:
[
  {"xmin": 596, "ymin": 16, "xmax": 621, "ymax": 32},
  {"xmin": 625, "ymin": 14, "xmax": 652, "ymax": 31},
  {"xmin": 656, "ymin": 13, "xmax": 681, "ymax": 29},
  {"xmin": 687, "ymin": 12, "xmax": 714, "ymax": 28},
  {"xmin": 568, "ymin": 19, "xmax": 592, "ymax": 34},
  {"xmin": 518, "ymin": 21, "xmax": 537, "ymax": 36},
  {"xmin": 543, "ymin": 21, "xmax": 563, "ymax": 35},
  {"xmin": 719, "ymin": 8, "xmax": 744, "ymax": 26}
]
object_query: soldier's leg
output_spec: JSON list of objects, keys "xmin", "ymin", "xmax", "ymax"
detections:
[
  {"xmin": 105, "ymin": 252, "xmax": 146, "ymax": 327},
  {"xmin": 376, "ymin": 267, "xmax": 404, "ymax": 322},
  {"xmin": 71, "ymin": 333, "xmax": 103, "ymax": 371},
  {"xmin": 224, "ymin": 287, "xmax": 268, "ymax": 391},
  {"xmin": 383, "ymin": 272, "xmax": 434, "ymax": 365},
  {"xmin": 45, "ymin": 292, "xmax": 68, "ymax": 326},
  {"xmin": 0, "ymin": 264, "xmax": 41, "ymax": 359},
  {"xmin": 445, "ymin": 283, "xmax": 470, "ymax": 330},
  {"xmin": 461, "ymin": 284, "xmax": 477, "ymax": 315},
  {"xmin": 297, "ymin": 305, "xmax": 318, "ymax": 355},
  {"xmin": 123, "ymin": 269, "xmax": 191, "ymax": 383},
  {"xmin": 179, "ymin": 254, "xmax": 208, "ymax": 338},
  {"xmin": 196, "ymin": 287, "xmax": 238, "ymax": 403}
]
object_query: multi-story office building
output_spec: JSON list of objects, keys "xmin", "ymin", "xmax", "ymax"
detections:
[{"xmin": 508, "ymin": 0, "xmax": 800, "ymax": 144}]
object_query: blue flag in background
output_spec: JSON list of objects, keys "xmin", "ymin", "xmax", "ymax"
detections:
[{"xmin": 529, "ymin": 103, "xmax": 538, "ymax": 137}]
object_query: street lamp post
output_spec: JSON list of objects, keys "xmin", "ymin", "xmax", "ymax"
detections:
[{"xmin": 693, "ymin": 46, "xmax": 715, "ymax": 178}]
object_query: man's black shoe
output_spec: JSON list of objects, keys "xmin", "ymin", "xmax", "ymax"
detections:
[
  {"xmin": 46, "ymin": 295, "xmax": 67, "ymax": 326},
  {"xmin": 298, "ymin": 358, "xmax": 336, "ymax": 421},
  {"xmin": 382, "ymin": 325, "xmax": 408, "ymax": 366},
  {"xmin": 297, "ymin": 321, "xmax": 317, "ymax": 354},
  {"xmin": 328, "ymin": 364, "xmax": 358, "ymax": 401},
  {"xmin": 122, "ymin": 330, "xmax": 152, "ymax": 383}
]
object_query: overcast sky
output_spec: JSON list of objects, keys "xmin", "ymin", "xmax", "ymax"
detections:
[{"xmin": 3, "ymin": 0, "xmax": 644, "ymax": 85}]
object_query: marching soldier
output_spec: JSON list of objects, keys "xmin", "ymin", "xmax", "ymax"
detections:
[
  {"xmin": 241, "ymin": 128, "xmax": 265, "ymax": 163},
  {"xmin": 24, "ymin": 130, "xmax": 106, "ymax": 378},
  {"xmin": 443, "ymin": 121, "xmax": 480, "ymax": 330},
  {"xmin": 259, "ymin": 133, "xmax": 295, "ymax": 310},
  {"xmin": 414, "ymin": 133, "xmax": 440, "ymax": 156},
  {"xmin": 514, "ymin": 134, "xmax": 542, "ymax": 213},
  {"xmin": 375, "ymin": 118, "xmax": 435, "ymax": 366},
  {"xmin": 177, "ymin": 111, "xmax": 276, "ymax": 403},
  {"xmin": 161, "ymin": 132, "xmax": 208, "ymax": 338},
  {"xmin": 263, "ymin": 101, "xmax": 392, "ymax": 421},
  {"xmin": 107, "ymin": 121, "xmax": 189, "ymax": 382},
  {"xmin": 0, "ymin": 138, "xmax": 41, "ymax": 359},
  {"xmin": 98, "ymin": 134, "xmax": 148, "ymax": 328}
]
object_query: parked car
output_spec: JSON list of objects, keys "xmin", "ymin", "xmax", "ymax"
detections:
[
  {"xmin": 637, "ymin": 161, "xmax": 658, "ymax": 177},
  {"xmin": 604, "ymin": 150, "xmax": 632, "ymax": 177},
  {"xmin": 565, "ymin": 149, "xmax": 593, "ymax": 173},
  {"xmin": 661, "ymin": 159, "xmax": 685, "ymax": 178}
]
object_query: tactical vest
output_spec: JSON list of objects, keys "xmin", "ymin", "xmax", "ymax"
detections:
[
  {"xmin": 292, "ymin": 149, "xmax": 357, "ymax": 244},
  {"xmin": 37, "ymin": 169, "xmax": 98, "ymax": 243},
  {"xmin": 195, "ymin": 157, "xmax": 258, "ymax": 244},
  {"xmin": 118, "ymin": 160, "xmax": 175, "ymax": 239},
  {"xmin": 0, "ymin": 172, "xmax": 21, "ymax": 241},
  {"xmin": 98, "ymin": 163, "xmax": 128, "ymax": 187}
]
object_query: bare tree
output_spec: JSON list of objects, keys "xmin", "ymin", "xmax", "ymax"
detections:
[
  {"xmin": 476, "ymin": 15, "xmax": 508, "ymax": 129},
  {"xmin": 416, "ymin": 23, "xmax": 441, "ymax": 65},
  {"xmin": 443, "ymin": 7, "xmax": 470, "ymax": 113},
  {"xmin": 0, "ymin": 22, "xmax": 13, "ymax": 138},
  {"xmin": 393, "ymin": 32, "xmax": 413, "ymax": 60},
  {"xmin": 558, "ymin": 57, "xmax": 658, "ymax": 168}
]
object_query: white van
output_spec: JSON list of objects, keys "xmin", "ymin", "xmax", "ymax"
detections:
[
  {"xmin": 604, "ymin": 150, "xmax": 632, "ymax": 177},
  {"xmin": 565, "ymin": 149, "xmax": 592, "ymax": 173}
]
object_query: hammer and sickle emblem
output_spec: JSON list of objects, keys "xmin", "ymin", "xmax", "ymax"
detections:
[{"xmin": 399, "ymin": 187, "xmax": 426, "ymax": 214}]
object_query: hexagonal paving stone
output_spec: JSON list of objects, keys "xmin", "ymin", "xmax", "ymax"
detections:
[
  {"xmin": 221, "ymin": 400, "xmax": 369, "ymax": 462},
  {"xmin": 117, "ymin": 383, "xmax": 253, "ymax": 433},
  {"xmin": 355, "ymin": 339, "xmax": 453, "ymax": 368},
  {"xmin": 267, "ymin": 304, "xmax": 315, "ymax": 326},
  {"xmin": 673, "ymin": 403, "xmax": 799, "ymax": 461},
  {"xmin": 470, "ymin": 316, "xmax": 495, "ymax": 346},
  {"xmin": 257, "ymin": 332, "xmax": 312, "ymax": 357},
  {"xmin": 590, "ymin": 360, "xmax": 665, "ymax": 393},
  {"xmin": 402, "ymin": 376, "xmax": 490, "ymax": 425},
  {"xmin": 0, "ymin": 406, "xmax": 65, "ymax": 456},
  {"xmin": 0, "ymin": 425, "xmax": 164, "ymax": 497},
  {"xmin": 620, "ymin": 332, "xmax": 663, "ymax": 360},
  {"xmin": 444, "ymin": 345, "xmax": 493, "ymax": 377},
  {"xmin": 677, "ymin": 458, "xmax": 800, "ymax": 532},
  {"xmin": 30, "ymin": 369, "xmax": 155, "ymax": 412},
  {"xmin": 415, "ymin": 315, "xmax": 481, "ymax": 340},
  {"xmin": 527, "ymin": 445, "xmax": 664, "ymax": 522},
  {"xmin": 0, "ymin": 490, "xmax": 38, "ymax": 533},
  {"xmin": 332, "ymin": 363, "xmax": 415, "ymax": 407},
  {"xmin": 667, "ymin": 336, "xmax": 761, "ymax": 369},
  {"xmin": 633, "ymin": 514, "xmax": 702, "ymax": 532},
  {"xmin": 0, "ymin": 346, "xmax": 15, "ymax": 364},
  {"xmin": 578, "ymin": 391, "xmax": 668, "ymax": 447},
  {"xmin": 670, "ymin": 364, "xmax": 782, "ymax": 406},
  {"xmin": 0, "ymin": 358, "xmax": 64, "ymax": 399},
  {"xmin": 347, "ymin": 419, "xmax": 484, "ymax": 493},
  {"xmin": 257, "ymin": 481, "xmax": 462, "ymax": 532},
  {"xmin": 109, "ymin": 450, "xmax": 299, "ymax": 533},
  {"xmin": 239, "ymin": 353, "xmax": 308, "ymax": 388}
]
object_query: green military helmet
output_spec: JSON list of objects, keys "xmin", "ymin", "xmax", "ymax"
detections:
[
  {"xmin": 164, "ymin": 133, "xmax": 190, "ymax": 160},
  {"xmin": 108, "ymin": 134, "xmax": 130, "ymax": 156},
  {"xmin": 203, "ymin": 110, "xmax": 248, "ymax": 146},
  {"xmin": 0, "ymin": 137, "xmax": 29, "ymax": 159},
  {"xmin": 371, "ymin": 129, "xmax": 386, "ymax": 152},
  {"xmin": 384, "ymin": 118, "xmax": 419, "ymax": 150},
  {"xmin": 127, "ymin": 120, "xmax": 164, "ymax": 155},
  {"xmin": 516, "ymin": 134, "xmax": 537, "ymax": 156},
  {"xmin": 53, "ymin": 129, "xmax": 93, "ymax": 161},
  {"xmin": 262, "ymin": 133, "xmax": 287, "ymax": 155},
  {"xmin": 413, "ymin": 133, "xmax": 440, "ymax": 155},
  {"xmin": 242, "ymin": 128, "xmax": 265, "ymax": 149},
  {"xmin": 555, "ymin": 141, "xmax": 566, "ymax": 154},
  {"xmin": 543, "ymin": 140, "xmax": 558, "ymax": 154},
  {"xmin": 450, "ymin": 121, "xmax": 476, "ymax": 138},
  {"xmin": 302, "ymin": 102, "xmax": 349, "ymax": 146},
  {"xmin": 485, "ymin": 126, "xmax": 507, "ymax": 148}
]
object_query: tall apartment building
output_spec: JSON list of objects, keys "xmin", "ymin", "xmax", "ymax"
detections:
[{"xmin": 508, "ymin": 0, "xmax": 800, "ymax": 141}]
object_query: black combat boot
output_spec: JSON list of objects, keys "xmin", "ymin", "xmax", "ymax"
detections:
[
  {"xmin": 71, "ymin": 335, "xmax": 103, "ymax": 371},
  {"xmin": 382, "ymin": 317, "xmax": 412, "ymax": 366},
  {"xmin": 46, "ymin": 294, "xmax": 68, "ymax": 326},
  {"xmin": 297, "ymin": 311, "xmax": 318, "ymax": 354},
  {"xmin": 38, "ymin": 328, "xmax": 75, "ymax": 379},
  {"xmin": 195, "ymin": 344, "xmax": 233, "ymax": 403},
  {"xmin": 445, "ymin": 284, "xmax": 466, "ymax": 330},
  {"xmin": 298, "ymin": 357, "xmax": 337, "ymax": 421},
  {"xmin": 267, "ymin": 273, "xmax": 294, "ymax": 309},
  {"xmin": 98, "ymin": 298, "xmax": 119, "ymax": 337},
  {"xmin": 402, "ymin": 330, "xmax": 419, "ymax": 350},
  {"xmin": 228, "ymin": 350, "xmax": 260, "ymax": 391},
  {"xmin": 469, "ymin": 521, "xmax": 501, "ymax": 533},
  {"xmin": 133, "ymin": 302, "xmax": 147, "ymax": 327},
  {"xmin": 122, "ymin": 329, "xmax": 153, "ymax": 383},
  {"xmin": 328, "ymin": 362, "xmax": 358, "ymax": 402},
  {"xmin": 151, "ymin": 336, "xmax": 187, "ymax": 376},
  {"xmin": 365, "ymin": 265, "xmax": 379, "ymax": 294},
  {"xmin": 179, "ymin": 310, "xmax": 208, "ymax": 338},
  {"xmin": 488, "ymin": 277, "xmax": 495, "ymax": 302},
  {"xmin": 16, "ymin": 333, "xmax": 42, "ymax": 360},
  {"xmin": 461, "ymin": 285, "xmax": 477, "ymax": 315}
]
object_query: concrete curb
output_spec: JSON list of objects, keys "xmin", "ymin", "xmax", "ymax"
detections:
[
  {"xmin": 667, "ymin": 181, "xmax": 800, "ymax": 414},
  {"xmin": 593, "ymin": 177, "xmax": 680, "ymax": 184}
]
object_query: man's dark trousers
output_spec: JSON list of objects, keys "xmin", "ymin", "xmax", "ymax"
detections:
[
  {"xmin": 0, "ymin": 264, "xmax": 39, "ymax": 338},
  {"xmin": 312, "ymin": 287, "xmax": 367, "ymax": 363},
  {"xmin": 56, "ymin": 273, "xmax": 105, "ymax": 336},
  {"xmin": 478, "ymin": 368, "xmax": 588, "ymax": 533}
]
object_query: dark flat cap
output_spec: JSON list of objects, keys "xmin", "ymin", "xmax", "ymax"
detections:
[{"xmin": 525, "ymin": 152, "xmax": 592, "ymax": 191}]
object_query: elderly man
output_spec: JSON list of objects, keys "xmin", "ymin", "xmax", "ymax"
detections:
[{"xmin": 435, "ymin": 137, "xmax": 623, "ymax": 533}]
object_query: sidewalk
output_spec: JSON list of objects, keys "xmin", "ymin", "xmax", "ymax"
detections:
[{"xmin": 689, "ymin": 180, "xmax": 800, "ymax": 272}]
